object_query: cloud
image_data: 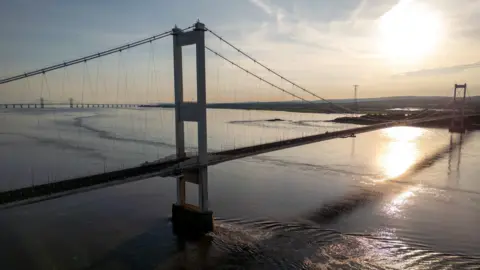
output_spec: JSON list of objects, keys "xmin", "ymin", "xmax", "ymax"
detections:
[
  {"xmin": 245, "ymin": 0, "xmax": 387, "ymax": 60},
  {"xmin": 395, "ymin": 62, "xmax": 480, "ymax": 77},
  {"xmin": 349, "ymin": 0, "xmax": 368, "ymax": 22},
  {"xmin": 248, "ymin": 0, "xmax": 287, "ymax": 28},
  {"xmin": 249, "ymin": 0, "xmax": 275, "ymax": 16}
]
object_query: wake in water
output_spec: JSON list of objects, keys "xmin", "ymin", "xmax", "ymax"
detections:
[
  {"xmin": 228, "ymin": 118, "xmax": 338, "ymax": 130},
  {"xmin": 158, "ymin": 133, "xmax": 480, "ymax": 269},
  {"xmin": 0, "ymin": 132, "xmax": 107, "ymax": 160},
  {"xmin": 72, "ymin": 114, "xmax": 175, "ymax": 148},
  {"xmin": 161, "ymin": 132, "xmax": 480, "ymax": 269},
  {"xmin": 253, "ymin": 155, "xmax": 376, "ymax": 178},
  {"xmin": 159, "ymin": 218, "xmax": 480, "ymax": 269}
]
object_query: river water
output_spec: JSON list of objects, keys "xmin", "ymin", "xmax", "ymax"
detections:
[{"xmin": 0, "ymin": 108, "xmax": 479, "ymax": 269}]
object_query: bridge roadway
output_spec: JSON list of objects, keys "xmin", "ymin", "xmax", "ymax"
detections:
[
  {"xmin": 0, "ymin": 103, "xmax": 140, "ymax": 109},
  {"xmin": 0, "ymin": 114, "xmax": 475, "ymax": 208}
]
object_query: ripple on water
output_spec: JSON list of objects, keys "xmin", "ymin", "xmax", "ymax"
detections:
[{"xmin": 167, "ymin": 218, "xmax": 480, "ymax": 269}]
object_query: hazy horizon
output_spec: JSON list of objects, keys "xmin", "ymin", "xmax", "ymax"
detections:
[{"xmin": 1, "ymin": 0, "xmax": 480, "ymax": 103}]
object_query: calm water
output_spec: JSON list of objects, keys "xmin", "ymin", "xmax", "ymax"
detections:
[{"xmin": 0, "ymin": 108, "xmax": 479, "ymax": 269}]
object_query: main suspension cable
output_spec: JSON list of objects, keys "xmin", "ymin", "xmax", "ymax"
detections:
[
  {"xmin": 207, "ymin": 28, "xmax": 365, "ymax": 115},
  {"xmin": 205, "ymin": 46, "xmax": 338, "ymax": 113},
  {"xmin": 0, "ymin": 25, "xmax": 195, "ymax": 85}
]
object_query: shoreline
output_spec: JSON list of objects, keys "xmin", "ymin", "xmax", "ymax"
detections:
[{"xmin": 146, "ymin": 104, "xmax": 480, "ymax": 130}]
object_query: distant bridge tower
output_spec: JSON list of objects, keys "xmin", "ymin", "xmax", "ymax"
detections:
[
  {"xmin": 449, "ymin": 83, "xmax": 467, "ymax": 133},
  {"xmin": 69, "ymin": 98, "xmax": 74, "ymax": 108},
  {"xmin": 171, "ymin": 21, "xmax": 213, "ymax": 238},
  {"xmin": 40, "ymin": 97, "xmax": 44, "ymax": 109}
]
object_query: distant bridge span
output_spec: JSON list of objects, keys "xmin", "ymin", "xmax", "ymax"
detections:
[{"xmin": 0, "ymin": 103, "xmax": 140, "ymax": 109}]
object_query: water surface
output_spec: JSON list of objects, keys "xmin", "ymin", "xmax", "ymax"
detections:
[{"xmin": 0, "ymin": 108, "xmax": 479, "ymax": 269}]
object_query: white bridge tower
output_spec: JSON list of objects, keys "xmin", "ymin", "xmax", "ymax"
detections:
[{"xmin": 171, "ymin": 21, "xmax": 213, "ymax": 238}]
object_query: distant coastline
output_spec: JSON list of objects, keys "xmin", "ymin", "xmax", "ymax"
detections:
[
  {"xmin": 142, "ymin": 96, "xmax": 480, "ymax": 114},
  {"xmin": 142, "ymin": 96, "xmax": 480, "ymax": 130}
]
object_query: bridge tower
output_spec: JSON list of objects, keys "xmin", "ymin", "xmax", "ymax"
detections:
[
  {"xmin": 171, "ymin": 21, "xmax": 213, "ymax": 238},
  {"xmin": 449, "ymin": 83, "xmax": 467, "ymax": 133}
]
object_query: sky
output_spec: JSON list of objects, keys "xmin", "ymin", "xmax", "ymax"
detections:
[{"xmin": 1, "ymin": 0, "xmax": 480, "ymax": 103}]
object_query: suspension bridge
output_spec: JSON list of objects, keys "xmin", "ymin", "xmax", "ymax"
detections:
[{"xmin": 0, "ymin": 21, "xmax": 475, "ymax": 238}]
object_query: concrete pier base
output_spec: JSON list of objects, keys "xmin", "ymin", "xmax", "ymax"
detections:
[{"xmin": 172, "ymin": 204, "xmax": 213, "ymax": 239}]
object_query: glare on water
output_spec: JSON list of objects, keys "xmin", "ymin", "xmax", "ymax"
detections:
[
  {"xmin": 383, "ymin": 186, "xmax": 420, "ymax": 219},
  {"xmin": 379, "ymin": 127, "xmax": 423, "ymax": 178}
]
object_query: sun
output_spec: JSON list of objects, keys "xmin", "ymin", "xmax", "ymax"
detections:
[{"xmin": 377, "ymin": 0, "xmax": 443, "ymax": 63}]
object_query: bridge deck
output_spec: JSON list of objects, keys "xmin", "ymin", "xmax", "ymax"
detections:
[
  {"xmin": 0, "ymin": 114, "xmax": 476, "ymax": 207},
  {"xmin": 0, "ymin": 103, "xmax": 140, "ymax": 108}
]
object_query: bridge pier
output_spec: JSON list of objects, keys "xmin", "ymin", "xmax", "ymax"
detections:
[{"xmin": 171, "ymin": 22, "xmax": 213, "ymax": 239}]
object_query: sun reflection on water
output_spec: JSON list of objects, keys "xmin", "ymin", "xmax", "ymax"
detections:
[
  {"xmin": 384, "ymin": 126, "xmax": 424, "ymax": 142},
  {"xmin": 383, "ymin": 186, "xmax": 421, "ymax": 218},
  {"xmin": 379, "ymin": 127, "xmax": 423, "ymax": 178},
  {"xmin": 381, "ymin": 142, "xmax": 417, "ymax": 178},
  {"xmin": 378, "ymin": 127, "xmax": 424, "ymax": 218}
]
